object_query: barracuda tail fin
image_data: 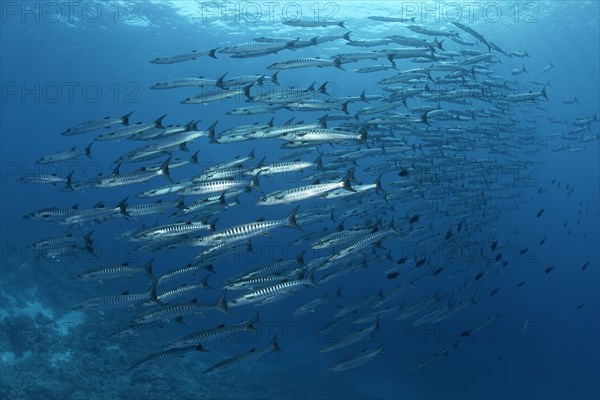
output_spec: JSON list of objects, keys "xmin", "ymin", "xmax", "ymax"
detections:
[
  {"xmin": 333, "ymin": 56, "xmax": 345, "ymax": 71},
  {"xmin": 154, "ymin": 114, "xmax": 167, "ymax": 129},
  {"xmin": 190, "ymin": 150, "xmax": 200, "ymax": 164},
  {"xmin": 357, "ymin": 124, "xmax": 369, "ymax": 147},
  {"xmin": 360, "ymin": 90, "xmax": 368, "ymax": 102},
  {"xmin": 296, "ymin": 250, "xmax": 306, "ymax": 265},
  {"xmin": 214, "ymin": 291, "xmax": 232, "ymax": 316},
  {"xmin": 304, "ymin": 268, "xmax": 318, "ymax": 288},
  {"xmin": 206, "ymin": 120, "xmax": 218, "ymax": 138},
  {"xmin": 373, "ymin": 315, "xmax": 381, "ymax": 332},
  {"xmin": 286, "ymin": 206, "xmax": 303, "ymax": 231},
  {"xmin": 375, "ymin": 174, "xmax": 386, "ymax": 195},
  {"xmin": 314, "ymin": 153, "xmax": 324, "ymax": 171},
  {"xmin": 208, "ymin": 48, "xmax": 218, "ymax": 59},
  {"xmin": 388, "ymin": 217, "xmax": 400, "ymax": 234},
  {"xmin": 270, "ymin": 335, "xmax": 283, "ymax": 353},
  {"xmin": 215, "ymin": 73, "xmax": 228, "ymax": 88},
  {"xmin": 121, "ymin": 111, "xmax": 134, "ymax": 126},
  {"xmin": 159, "ymin": 157, "xmax": 172, "ymax": 182},
  {"xmin": 341, "ymin": 173, "xmax": 356, "ymax": 192},
  {"xmin": 84, "ymin": 143, "xmax": 93, "ymax": 159},
  {"xmin": 246, "ymin": 312, "xmax": 260, "ymax": 332},
  {"xmin": 83, "ymin": 231, "xmax": 95, "ymax": 248},
  {"xmin": 143, "ymin": 257, "xmax": 155, "ymax": 281},
  {"xmin": 200, "ymin": 274, "xmax": 214, "ymax": 290},
  {"xmin": 341, "ymin": 100, "xmax": 350, "ymax": 115},
  {"xmin": 117, "ymin": 197, "xmax": 131, "ymax": 218},
  {"xmin": 318, "ymin": 81, "xmax": 329, "ymax": 95},
  {"xmin": 64, "ymin": 171, "xmax": 74, "ymax": 191},
  {"xmin": 147, "ymin": 279, "xmax": 159, "ymax": 304},
  {"xmin": 249, "ymin": 173, "xmax": 262, "ymax": 194}
]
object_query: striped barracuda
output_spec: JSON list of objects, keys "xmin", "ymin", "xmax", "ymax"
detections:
[
  {"xmin": 197, "ymin": 206, "xmax": 301, "ymax": 247},
  {"xmin": 318, "ymin": 317, "xmax": 380, "ymax": 353},
  {"xmin": 202, "ymin": 335, "xmax": 281, "ymax": 374},
  {"xmin": 164, "ymin": 313, "xmax": 259, "ymax": 349},
  {"xmin": 328, "ymin": 345, "xmax": 386, "ymax": 372},
  {"xmin": 257, "ymin": 174, "xmax": 355, "ymax": 205},
  {"xmin": 228, "ymin": 269, "xmax": 317, "ymax": 307}
]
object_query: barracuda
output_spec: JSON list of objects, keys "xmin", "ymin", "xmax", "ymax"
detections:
[
  {"xmin": 73, "ymin": 258, "xmax": 154, "ymax": 283},
  {"xmin": 228, "ymin": 270, "xmax": 316, "ymax": 307},
  {"xmin": 164, "ymin": 313, "xmax": 259, "ymax": 349},
  {"xmin": 96, "ymin": 157, "xmax": 172, "ymax": 188},
  {"xmin": 133, "ymin": 291, "xmax": 231, "ymax": 323},
  {"xmin": 129, "ymin": 345, "xmax": 207, "ymax": 370},
  {"xmin": 151, "ymin": 77, "xmax": 218, "ymax": 89},
  {"xmin": 95, "ymin": 115, "xmax": 166, "ymax": 141},
  {"xmin": 246, "ymin": 154, "xmax": 323, "ymax": 176},
  {"xmin": 267, "ymin": 56, "xmax": 344, "ymax": 70},
  {"xmin": 150, "ymin": 48, "xmax": 217, "ymax": 64},
  {"xmin": 257, "ymin": 174, "xmax": 355, "ymax": 205},
  {"xmin": 327, "ymin": 219, "xmax": 400, "ymax": 263},
  {"xmin": 311, "ymin": 228, "xmax": 374, "ymax": 249},
  {"xmin": 73, "ymin": 281, "xmax": 157, "ymax": 311},
  {"xmin": 283, "ymin": 126, "xmax": 368, "ymax": 146},
  {"xmin": 202, "ymin": 335, "xmax": 281, "ymax": 374},
  {"xmin": 61, "ymin": 112, "xmax": 133, "ymax": 135},
  {"xmin": 147, "ymin": 275, "xmax": 213, "ymax": 305},
  {"xmin": 318, "ymin": 316, "xmax": 380, "ymax": 353},
  {"xmin": 179, "ymin": 175, "xmax": 260, "ymax": 196},
  {"xmin": 328, "ymin": 345, "xmax": 386, "ymax": 372},
  {"xmin": 38, "ymin": 144, "xmax": 92, "ymax": 163},
  {"xmin": 198, "ymin": 206, "xmax": 301, "ymax": 247},
  {"xmin": 133, "ymin": 220, "xmax": 215, "ymax": 241}
]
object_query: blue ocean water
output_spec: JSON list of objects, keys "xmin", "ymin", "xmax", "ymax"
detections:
[{"xmin": 1, "ymin": 1, "xmax": 599, "ymax": 399}]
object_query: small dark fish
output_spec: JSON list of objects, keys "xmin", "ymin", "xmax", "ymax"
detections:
[
  {"xmin": 577, "ymin": 303, "xmax": 584, "ymax": 310},
  {"xmin": 581, "ymin": 261, "xmax": 589, "ymax": 271},
  {"xmin": 432, "ymin": 267, "xmax": 444, "ymax": 276},
  {"xmin": 397, "ymin": 258, "xmax": 407, "ymax": 265},
  {"xmin": 490, "ymin": 241, "xmax": 498, "ymax": 251},
  {"xmin": 457, "ymin": 221, "xmax": 463, "ymax": 232},
  {"xmin": 544, "ymin": 266, "xmax": 555, "ymax": 274},
  {"xmin": 536, "ymin": 208, "xmax": 544, "ymax": 218},
  {"xmin": 474, "ymin": 272, "xmax": 484, "ymax": 280},
  {"xmin": 517, "ymin": 281, "xmax": 526, "ymax": 287},
  {"xmin": 416, "ymin": 258, "xmax": 426, "ymax": 267},
  {"xmin": 409, "ymin": 214, "xmax": 420, "ymax": 224},
  {"xmin": 398, "ymin": 169, "xmax": 409, "ymax": 177},
  {"xmin": 460, "ymin": 330, "xmax": 471, "ymax": 337},
  {"xmin": 387, "ymin": 272, "xmax": 400, "ymax": 280},
  {"xmin": 539, "ymin": 236, "xmax": 547, "ymax": 245},
  {"xmin": 445, "ymin": 230, "xmax": 452, "ymax": 240},
  {"xmin": 502, "ymin": 261, "xmax": 509, "ymax": 267},
  {"xmin": 495, "ymin": 254, "xmax": 502, "ymax": 261},
  {"xmin": 490, "ymin": 287, "xmax": 501, "ymax": 296},
  {"xmin": 519, "ymin": 248, "xmax": 528, "ymax": 255}
]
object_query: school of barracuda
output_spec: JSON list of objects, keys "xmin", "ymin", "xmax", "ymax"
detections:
[{"xmin": 21, "ymin": 16, "xmax": 598, "ymax": 374}]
